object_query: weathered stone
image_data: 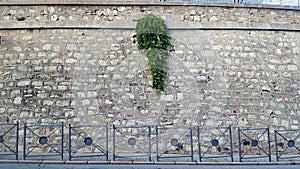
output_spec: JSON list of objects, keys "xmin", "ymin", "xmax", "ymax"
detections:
[
  {"xmin": 209, "ymin": 16, "xmax": 218, "ymax": 22},
  {"xmin": 66, "ymin": 44, "xmax": 77, "ymax": 51},
  {"xmin": 194, "ymin": 15, "xmax": 200, "ymax": 21},
  {"xmin": 292, "ymin": 47, "xmax": 300, "ymax": 54},
  {"xmin": 43, "ymin": 100, "xmax": 54, "ymax": 106},
  {"xmin": 205, "ymin": 119, "xmax": 216, "ymax": 126},
  {"xmin": 212, "ymin": 106, "xmax": 222, "ymax": 113},
  {"xmin": 113, "ymin": 74, "xmax": 121, "ymax": 79},
  {"xmin": 87, "ymin": 91, "xmax": 97, "ymax": 98},
  {"xmin": 261, "ymin": 85, "xmax": 271, "ymax": 92},
  {"xmin": 42, "ymin": 44, "xmax": 52, "ymax": 50},
  {"xmin": 87, "ymin": 59, "xmax": 97, "ymax": 66},
  {"xmin": 17, "ymin": 80, "xmax": 31, "ymax": 87},
  {"xmin": 13, "ymin": 46, "xmax": 22, "ymax": 52},
  {"xmin": 13, "ymin": 96, "xmax": 22, "ymax": 104},
  {"xmin": 48, "ymin": 6, "xmax": 55, "ymax": 13},
  {"xmin": 281, "ymin": 120, "xmax": 289, "ymax": 127},
  {"xmin": 58, "ymin": 15, "xmax": 66, "ymax": 21},
  {"xmin": 52, "ymin": 58, "xmax": 63, "ymax": 64},
  {"xmin": 0, "ymin": 4, "xmax": 300, "ymax": 154},
  {"xmin": 247, "ymin": 114, "xmax": 256, "ymax": 119},
  {"xmin": 224, "ymin": 58, "xmax": 232, "ymax": 64},
  {"xmin": 57, "ymin": 86, "xmax": 67, "ymax": 91},
  {"xmin": 287, "ymin": 65, "xmax": 298, "ymax": 71},
  {"xmin": 184, "ymin": 15, "xmax": 193, "ymax": 21},
  {"xmin": 291, "ymin": 125, "xmax": 299, "ymax": 129},
  {"xmin": 56, "ymin": 100, "xmax": 69, "ymax": 107},
  {"xmin": 104, "ymin": 8, "xmax": 111, "ymax": 16},
  {"xmin": 273, "ymin": 118, "xmax": 279, "ymax": 125},
  {"xmin": 117, "ymin": 6, "xmax": 126, "ymax": 12},
  {"xmin": 112, "ymin": 10, "xmax": 118, "ymax": 16},
  {"xmin": 37, "ymin": 92, "xmax": 48, "ymax": 99},
  {"xmin": 190, "ymin": 10, "xmax": 197, "ymax": 16},
  {"xmin": 161, "ymin": 95, "xmax": 174, "ymax": 101},
  {"xmin": 51, "ymin": 14, "xmax": 58, "ymax": 21},
  {"xmin": 66, "ymin": 58, "xmax": 77, "ymax": 64},
  {"xmin": 82, "ymin": 99, "xmax": 90, "ymax": 106}
]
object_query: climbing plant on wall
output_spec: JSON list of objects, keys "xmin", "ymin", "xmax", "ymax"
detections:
[{"xmin": 135, "ymin": 14, "xmax": 172, "ymax": 92}]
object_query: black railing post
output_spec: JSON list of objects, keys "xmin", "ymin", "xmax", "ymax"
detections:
[
  {"xmin": 16, "ymin": 121, "xmax": 19, "ymax": 160},
  {"xmin": 68, "ymin": 124, "xmax": 72, "ymax": 161},
  {"xmin": 23, "ymin": 123, "xmax": 26, "ymax": 160},
  {"xmin": 229, "ymin": 125, "xmax": 234, "ymax": 162}
]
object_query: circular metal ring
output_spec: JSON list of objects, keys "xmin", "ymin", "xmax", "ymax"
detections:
[
  {"xmin": 211, "ymin": 139, "xmax": 219, "ymax": 146},
  {"xmin": 171, "ymin": 138, "xmax": 179, "ymax": 147},
  {"xmin": 39, "ymin": 136, "xmax": 48, "ymax": 145},
  {"xmin": 251, "ymin": 140, "xmax": 259, "ymax": 147},
  {"xmin": 84, "ymin": 137, "xmax": 93, "ymax": 146},
  {"xmin": 128, "ymin": 138, "xmax": 136, "ymax": 146},
  {"xmin": 288, "ymin": 140, "xmax": 295, "ymax": 147}
]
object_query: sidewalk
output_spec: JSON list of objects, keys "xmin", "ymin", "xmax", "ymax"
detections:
[{"xmin": 1, "ymin": 159, "xmax": 300, "ymax": 165}]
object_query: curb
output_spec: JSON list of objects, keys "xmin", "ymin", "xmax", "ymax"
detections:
[{"xmin": 0, "ymin": 160, "xmax": 300, "ymax": 165}]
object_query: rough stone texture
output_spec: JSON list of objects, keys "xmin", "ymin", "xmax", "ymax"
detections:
[
  {"xmin": 0, "ymin": 2, "xmax": 299, "ymax": 157},
  {"xmin": 0, "ymin": 4, "xmax": 299, "ymax": 24}
]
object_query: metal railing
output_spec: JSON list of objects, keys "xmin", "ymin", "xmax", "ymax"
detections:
[
  {"xmin": 238, "ymin": 127, "xmax": 271, "ymax": 162},
  {"xmin": 23, "ymin": 123, "xmax": 64, "ymax": 160},
  {"xmin": 113, "ymin": 125, "xmax": 151, "ymax": 161},
  {"xmin": 198, "ymin": 126, "xmax": 233, "ymax": 162},
  {"xmin": 1, "ymin": 123, "xmax": 300, "ymax": 162},
  {"xmin": 69, "ymin": 124, "xmax": 108, "ymax": 161},
  {"xmin": 0, "ymin": 122, "xmax": 19, "ymax": 160},
  {"xmin": 274, "ymin": 129, "xmax": 300, "ymax": 161},
  {"xmin": 156, "ymin": 126, "xmax": 194, "ymax": 161}
]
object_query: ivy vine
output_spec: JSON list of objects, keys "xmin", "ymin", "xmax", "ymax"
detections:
[{"xmin": 135, "ymin": 14, "xmax": 172, "ymax": 92}]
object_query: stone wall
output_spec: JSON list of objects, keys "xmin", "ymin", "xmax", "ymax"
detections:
[
  {"xmin": 0, "ymin": 1, "xmax": 299, "ymax": 156},
  {"xmin": 0, "ymin": 2, "xmax": 300, "ymax": 24}
]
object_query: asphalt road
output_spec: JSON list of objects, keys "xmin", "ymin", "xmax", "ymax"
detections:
[{"xmin": 1, "ymin": 163, "xmax": 300, "ymax": 169}]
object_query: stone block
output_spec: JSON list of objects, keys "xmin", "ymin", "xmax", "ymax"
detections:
[
  {"xmin": 13, "ymin": 46, "xmax": 22, "ymax": 52},
  {"xmin": 42, "ymin": 44, "xmax": 52, "ymax": 50},
  {"xmin": 52, "ymin": 58, "xmax": 63, "ymax": 64},
  {"xmin": 66, "ymin": 58, "xmax": 77, "ymax": 64},
  {"xmin": 287, "ymin": 65, "xmax": 298, "ymax": 71},
  {"xmin": 66, "ymin": 44, "xmax": 77, "ymax": 51},
  {"xmin": 37, "ymin": 92, "xmax": 48, "ymax": 99},
  {"xmin": 43, "ymin": 100, "xmax": 54, "ymax": 106},
  {"xmin": 57, "ymin": 85, "xmax": 68, "ymax": 91},
  {"xmin": 117, "ymin": 6, "xmax": 126, "ymax": 12},
  {"xmin": 82, "ymin": 99, "xmax": 90, "ymax": 106},
  {"xmin": 17, "ymin": 80, "xmax": 31, "ymax": 87},
  {"xmin": 13, "ymin": 96, "xmax": 22, "ymax": 104},
  {"xmin": 87, "ymin": 91, "xmax": 97, "ymax": 98},
  {"xmin": 209, "ymin": 16, "xmax": 218, "ymax": 22}
]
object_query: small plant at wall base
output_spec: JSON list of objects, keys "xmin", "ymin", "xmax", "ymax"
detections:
[{"xmin": 135, "ymin": 14, "xmax": 172, "ymax": 92}]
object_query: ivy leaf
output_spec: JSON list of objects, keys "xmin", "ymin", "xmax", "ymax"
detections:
[{"xmin": 136, "ymin": 14, "xmax": 172, "ymax": 92}]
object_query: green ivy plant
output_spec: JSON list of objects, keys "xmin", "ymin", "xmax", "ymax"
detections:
[{"xmin": 135, "ymin": 14, "xmax": 172, "ymax": 92}]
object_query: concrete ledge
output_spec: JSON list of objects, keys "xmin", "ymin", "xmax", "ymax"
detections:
[
  {"xmin": 110, "ymin": 160, "xmax": 134, "ymax": 164},
  {"xmin": 0, "ymin": 0, "xmax": 299, "ymax": 11},
  {"xmin": 0, "ymin": 21, "xmax": 299, "ymax": 32},
  {"xmin": 40, "ymin": 160, "xmax": 66, "ymax": 164},
  {"xmin": 132, "ymin": 161, "xmax": 156, "ymax": 164},
  {"xmin": 87, "ymin": 160, "xmax": 111, "ymax": 164},
  {"xmin": 64, "ymin": 160, "xmax": 88, "ymax": 164},
  {"xmin": 168, "ymin": 21, "xmax": 300, "ymax": 31}
]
